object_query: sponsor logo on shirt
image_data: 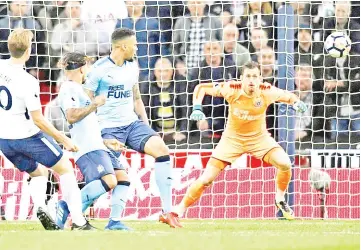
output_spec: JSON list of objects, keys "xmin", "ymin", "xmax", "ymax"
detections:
[{"xmin": 107, "ymin": 85, "xmax": 132, "ymax": 99}]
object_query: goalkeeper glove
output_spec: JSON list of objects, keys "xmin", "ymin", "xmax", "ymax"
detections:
[
  {"xmin": 190, "ymin": 104, "xmax": 206, "ymax": 121},
  {"xmin": 293, "ymin": 101, "xmax": 308, "ymax": 113}
]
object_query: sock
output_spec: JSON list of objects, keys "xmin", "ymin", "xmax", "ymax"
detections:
[
  {"xmin": 29, "ymin": 176, "xmax": 47, "ymax": 210},
  {"xmin": 275, "ymin": 169, "xmax": 292, "ymax": 203},
  {"xmin": 177, "ymin": 180, "xmax": 208, "ymax": 216},
  {"xmin": 81, "ymin": 179, "xmax": 110, "ymax": 213},
  {"xmin": 59, "ymin": 172, "xmax": 86, "ymax": 226},
  {"xmin": 154, "ymin": 156, "xmax": 172, "ymax": 213},
  {"xmin": 110, "ymin": 181, "xmax": 130, "ymax": 221}
]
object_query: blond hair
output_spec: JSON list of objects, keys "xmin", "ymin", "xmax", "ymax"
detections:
[{"xmin": 7, "ymin": 28, "xmax": 33, "ymax": 58}]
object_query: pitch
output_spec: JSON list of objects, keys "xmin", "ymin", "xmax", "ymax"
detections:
[{"xmin": 0, "ymin": 220, "xmax": 359, "ymax": 250}]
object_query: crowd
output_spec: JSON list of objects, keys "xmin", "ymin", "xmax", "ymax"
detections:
[{"xmin": 0, "ymin": 0, "xmax": 359, "ymax": 150}]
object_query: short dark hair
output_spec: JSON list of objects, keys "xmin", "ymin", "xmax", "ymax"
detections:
[
  {"xmin": 111, "ymin": 28, "xmax": 135, "ymax": 43},
  {"xmin": 241, "ymin": 61, "xmax": 260, "ymax": 75},
  {"xmin": 59, "ymin": 52, "xmax": 89, "ymax": 70}
]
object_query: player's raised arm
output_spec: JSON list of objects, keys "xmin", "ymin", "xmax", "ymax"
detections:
[
  {"xmin": 267, "ymin": 86, "xmax": 307, "ymax": 113},
  {"xmin": 133, "ymin": 83, "xmax": 149, "ymax": 125},
  {"xmin": 190, "ymin": 82, "xmax": 231, "ymax": 121}
]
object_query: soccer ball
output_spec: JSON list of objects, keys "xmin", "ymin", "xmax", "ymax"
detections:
[{"xmin": 324, "ymin": 32, "xmax": 351, "ymax": 58}]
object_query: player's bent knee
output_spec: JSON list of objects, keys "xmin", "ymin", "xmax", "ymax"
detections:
[
  {"xmin": 29, "ymin": 165, "xmax": 48, "ymax": 178},
  {"xmin": 102, "ymin": 174, "xmax": 117, "ymax": 190},
  {"xmin": 277, "ymin": 160, "xmax": 292, "ymax": 172},
  {"xmin": 144, "ymin": 136, "xmax": 169, "ymax": 157},
  {"xmin": 115, "ymin": 169, "xmax": 129, "ymax": 182}
]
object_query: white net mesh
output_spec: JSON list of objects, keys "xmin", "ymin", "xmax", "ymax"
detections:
[{"xmin": 0, "ymin": 1, "xmax": 359, "ymax": 221}]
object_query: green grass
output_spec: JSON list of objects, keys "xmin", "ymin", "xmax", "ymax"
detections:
[{"xmin": 0, "ymin": 220, "xmax": 359, "ymax": 250}]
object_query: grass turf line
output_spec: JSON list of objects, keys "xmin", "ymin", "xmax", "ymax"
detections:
[{"xmin": 0, "ymin": 220, "xmax": 359, "ymax": 250}]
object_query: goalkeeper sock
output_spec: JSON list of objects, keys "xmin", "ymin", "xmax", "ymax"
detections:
[
  {"xmin": 154, "ymin": 156, "xmax": 172, "ymax": 213},
  {"xmin": 29, "ymin": 175, "xmax": 47, "ymax": 210},
  {"xmin": 178, "ymin": 180, "xmax": 208, "ymax": 216},
  {"xmin": 110, "ymin": 181, "xmax": 130, "ymax": 221},
  {"xmin": 59, "ymin": 172, "xmax": 86, "ymax": 226},
  {"xmin": 81, "ymin": 179, "xmax": 110, "ymax": 213},
  {"xmin": 275, "ymin": 169, "xmax": 292, "ymax": 202}
]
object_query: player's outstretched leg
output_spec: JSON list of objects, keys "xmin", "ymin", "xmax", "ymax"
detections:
[
  {"xmin": 56, "ymin": 174, "xmax": 116, "ymax": 229},
  {"xmin": 175, "ymin": 158, "xmax": 227, "ymax": 218},
  {"xmin": 143, "ymin": 136, "xmax": 181, "ymax": 228},
  {"xmin": 52, "ymin": 156, "xmax": 96, "ymax": 230},
  {"xmin": 106, "ymin": 169, "xmax": 131, "ymax": 231},
  {"xmin": 264, "ymin": 148, "xmax": 294, "ymax": 220},
  {"xmin": 57, "ymin": 150, "xmax": 118, "ymax": 229},
  {"xmin": 29, "ymin": 166, "xmax": 60, "ymax": 230}
]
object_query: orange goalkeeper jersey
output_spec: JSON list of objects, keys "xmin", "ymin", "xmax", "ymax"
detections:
[{"xmin": 196, "ymin": 81, "xmax": 296, "ymax": 140}]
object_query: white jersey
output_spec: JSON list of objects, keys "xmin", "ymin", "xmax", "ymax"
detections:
[
  {"xmin": 84, "ymin": 57, "xmax": 139, "ymax": 129},
  {"xmin": 0, "ymin": 60, "xmax": 41, "ymax": 139},
  {"xmin": 58, "ymin": 80, "xmax": 108, "ymax": 161}
]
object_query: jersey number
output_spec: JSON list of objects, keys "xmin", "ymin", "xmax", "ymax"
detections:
[
  {"xmin": 0, "ymin": 86, "xmax": 30, "ymax": 120},
  {"xmin": 0, "ymin": 86, "xmax": 12, "ymax": 110}
]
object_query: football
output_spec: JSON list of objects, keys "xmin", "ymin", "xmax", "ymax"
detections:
[{"xmin": 324, "ymin": 31, "xmax": 352, "ymax": 58}]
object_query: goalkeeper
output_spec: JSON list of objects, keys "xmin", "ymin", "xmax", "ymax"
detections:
[{"xmin": 175, "ymin": 62, "xmax": 307, "ymax": 220}]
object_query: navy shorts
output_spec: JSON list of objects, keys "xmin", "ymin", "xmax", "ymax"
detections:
[
  {"xmin": 101, "ymin": 120, "xmax": 158, "ymax": 157},
  {"xmin": 76, "ymin": 150, "xmax": 123, "ymax": 184},
  {"xmin": 0, "ymin": 132, "xmax": 63, "ymax": 174}
]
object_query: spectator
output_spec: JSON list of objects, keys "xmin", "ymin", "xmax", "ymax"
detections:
[
  {"xmin": 294, "ymin": 64, "xmax": 327, "ymax": 141},
  {"xmin": 81, "ymin": 0, "xmax": 128, "ymax": 55},
  {"xmin": 189, "ymin": 40, "xmax": 237, "ymax": 136},
  {"xmin": 294, "ymin": 23, "xmax": 324, "ymax": 81},
  {"xmin": 36, "ymin": 1, "xmax": 67, "ymax": 34},
  {"xmin": 257, "ymin": 46, "xmax": 276, "ymax": 84},
  {"xmin": 144, "ymin": 1, "xmax": 184, "ymax": 46},
  {"xmin": 140, "ymin": 57, "xmax": 187, "ymax": 142},
  {"xmin": 238, "ymin": 1, "xmax": 274, "ymax": 42},
  {"xmin": 324, "ymin": 53, "xmax": 360, "ymax": 141},
  {"xmin": 0, "ymin": 1, "xmax": 46, "ymax": 77},
  {"xmin": 116, "ymin": 0, "xmax": 169, "ymax": 80},
  {"xmin": 324, "ymin": 1, "xmax": 360, "ymax": 54},
  {"xmin": 223, "ymin": 23, "xmax": 251, "ymax": 68},
  {"xmin": 51, "ymin": 1, "xmax": 99, "ymax": 59},
  {"xmin": 257, "ymin": 46, "xmax": 277, "ymax": 137},
  {"xmin": 246, "ymin": 28, "xmax": 270, "ymax": 62},
  {"xmin": 172, "ymin": 0, "xmax": 222, "ymax": 77},
  {"xmin": 290, "ymin": 2, "xmax": 311, "ymax": 28}
]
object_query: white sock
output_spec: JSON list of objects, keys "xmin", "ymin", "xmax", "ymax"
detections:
[
  {"xmin": 275, "ymin": 188, "xmax": 286, "ymax": 203},
  {"xmin": 59, "ymin": 173, "xmax": 86, "ymax": 226},
  {"xmin": 174, "ymin": 204, "xmax": 186, "ymax": 218},
  {"xmin": 29, "ymin": 176, "xmax": 47, "ymax": 210}
]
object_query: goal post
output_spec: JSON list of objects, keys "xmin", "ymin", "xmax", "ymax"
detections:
[
  {"xmin": 0, "ymin": 1, "xmax": 360, "ymax": 221},
  {"xmin": 277, "ymin": 3, "xmax": 296, "ymax": 214}
]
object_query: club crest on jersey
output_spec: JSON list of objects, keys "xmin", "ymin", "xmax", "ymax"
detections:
[
  {"xmin": 254, "ymin": 98, "xmax": 263, "ymax": 108},
  {"xmin": 97, "ymin": 165, "xmax": 105, "ymax": 173}
]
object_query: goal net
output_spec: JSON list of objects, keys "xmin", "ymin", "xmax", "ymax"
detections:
[{"xmin": 0, "ymin": 0, "xmax": 359, "ymax": 221}]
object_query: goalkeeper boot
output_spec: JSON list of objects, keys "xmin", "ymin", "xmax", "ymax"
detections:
[
  {"xmin": 105, "ymin": 219, "xmax": 131, "ymax": 231},
  {"xmin": 159, "ymin": 212, "xmax": 182, "ymax": 228},
  {"xmin": 37, "ymin": 207, "xmax": 60, "ymax": 230},
  {"xmin": 275, "ymin": 200, "xmax": 295, "ymax": 220},
  {"xmin": 56, "ymin": 200, "xmax": 70, "ymax": 229},
  {"xmin": 71, "ymin": 221, "xmax": 97, "ymax": 231}
]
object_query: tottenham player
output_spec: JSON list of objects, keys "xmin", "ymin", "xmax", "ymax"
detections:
[
  {"xmin": 84, "ymin": 28, "xmax": 181, "ymax": 228},
  {"xmin": 0, "ymin": 28, "xmax": 92, "ymax": 230},
  {"xmin": 56, "ymin": 52, "xmax": 131, "ymax": 230}
]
